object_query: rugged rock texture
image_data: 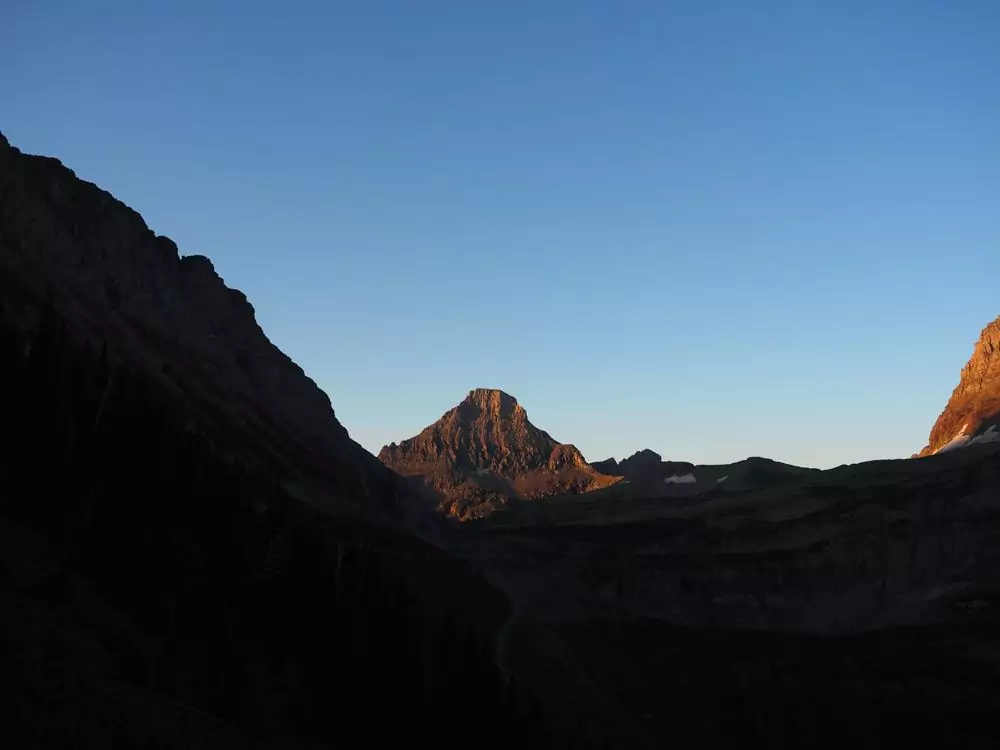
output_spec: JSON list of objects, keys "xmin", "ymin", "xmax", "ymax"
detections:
[
  {"xmin": 920, "ymin": 315, "xmax": 1000, "ymax": 456},
  {"xmin": 0, "ymin": 131, "xmax": 406, "ymax": 521},
  {"xmin": 379, "ymin": 389, "xmax": 619, "ymax": 519}
]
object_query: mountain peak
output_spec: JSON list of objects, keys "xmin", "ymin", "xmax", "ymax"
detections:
[
  {"xmin": 378, "ymin": 390, "xmax": 618, "ymax": 519},
  {"xmin": 460, "ymin": 388, "xmax": 522, "ymax": 417}
]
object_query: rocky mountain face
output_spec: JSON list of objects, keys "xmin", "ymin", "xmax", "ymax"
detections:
[
  {"xmin": 920, "ymin": 315, "xmax": 1000, "ymax": 456},
  {"xmin": 0, "ymin": 131, "xmax": 407, "ymax": 522},
  {"xmin": 379, "ymin": 389, "xmax": 619, "ymax": 519}
]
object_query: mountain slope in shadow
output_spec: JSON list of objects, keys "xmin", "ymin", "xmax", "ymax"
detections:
[{"xmin": 0, "ymin": 130, "xmax": 408, "ymax": 523}]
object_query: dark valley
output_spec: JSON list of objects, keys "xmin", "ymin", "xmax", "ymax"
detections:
[{"xmin": 4, "ymin": 131, "xmax": 1000, "ymax": 750}]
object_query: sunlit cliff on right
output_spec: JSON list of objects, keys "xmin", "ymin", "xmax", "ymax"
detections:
[{"xmin": 919, "ymin": 316, "xmax": 1000, "ymax": 456}]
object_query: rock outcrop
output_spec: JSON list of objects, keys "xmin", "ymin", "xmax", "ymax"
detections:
[
  {"xmin": 919, "ymin": 315, "xmax": 1000, "ymax": 456},
  {"xmin": 379, "ymin": 389, "xmax": 619, "ymax": 519},
  {"xmin": 591, "ymin": 449, "xmax": 696, "ymax": 482},
  {"xmin": 0, "ymin": 131, "xmax": 407, "ymax": 520},
  {"xmin": 589, "ymin": 457, "xmax": 620, "ymax": 475}
]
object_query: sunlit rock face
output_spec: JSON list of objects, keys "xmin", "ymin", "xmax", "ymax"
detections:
[
  {"xmin": 920, "ymin": 316, "xmax": 1000, "ymax": 457},
  {"xmin": 379, "ymin": 389, "xmax": 619, "ymax": 519}
]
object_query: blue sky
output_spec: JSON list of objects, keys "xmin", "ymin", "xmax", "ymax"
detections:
[{"xmin": 4, "ymin": 1, "xmax": 998, "ymax": 468}]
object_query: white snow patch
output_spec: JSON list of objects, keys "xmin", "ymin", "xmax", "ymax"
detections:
[
  {"xmin": 970, "ymin": 424, "xmax": 1000, "ymax": 446},
  {"xmin": 664, "ymin": 473, "xmax": 697, "ymax": 484},
  {"xmin": 937, "ymin": 423, "xmax": 1000, "ymax": 454},
  {"xmin": 938, "ymin": 434, "xmax": 971, "ymax": 453},
  {"xmin": 717, "ymin": 476, "xmax": 729, "ymax": 483}
]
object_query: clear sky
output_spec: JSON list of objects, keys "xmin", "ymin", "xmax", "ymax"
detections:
[{"xmin": 4, "ymin": 1, "xmax": 998, "ymax": 468}]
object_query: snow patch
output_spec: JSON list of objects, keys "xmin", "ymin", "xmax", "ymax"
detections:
[
  {"xmin": 938, "ymin": 434, "xmax": 971, "ymax": 453},
  {"xmin": 664, "ymin": 473, "xmax": 697, "ymax": 484},
  {"xmin": 971, "ymin": 424, "xmax": 1000, "ymax": 446},
  {"xmin": 937, "ymin": 423, "xmax": 1000, "ymax": 454},
  {"xmin": 717, "ymin": 476, "xmax": 729, "ymax": 483}
]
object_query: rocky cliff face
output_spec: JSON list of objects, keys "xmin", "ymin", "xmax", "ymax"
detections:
[
  {"xmin": 0, "ymin": 131, "xmax": 406, "ymax": 520},
  {"xmin": 379, "ymin": 389, "xmax": 619, "ymax": 519},
  {"xmin": 920, "ymin": 315, "xmax": 1000, "ymax": 456}
]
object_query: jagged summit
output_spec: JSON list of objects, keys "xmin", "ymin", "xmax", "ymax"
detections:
[
  {"xmin": 463, "ymin": 387, "xmax": 519, "ymax": 406},
  {"xmin": 457, "ymin": 388, "xmax": 525, "ymax": 423},
  {"xmin": 379, "ymin": 390, "xmax": 618, "ymax": 519},
  {"xmin": 380, "ymin": 388, "xmax": 581, "ymax": 474},
  {"xmin": 920, "ymin": 315, "xmax": 1000, "ymax": 456}
]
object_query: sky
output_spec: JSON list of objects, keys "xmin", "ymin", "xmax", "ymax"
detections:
[{"xmin": 3, "ymin": 1, "xmax": 999, "ymax": 469}]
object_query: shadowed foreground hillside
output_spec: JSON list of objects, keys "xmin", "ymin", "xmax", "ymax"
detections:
[
  {"xmin": 5, "ymin": 242, "xmax": 1000, "ymax": 750},
  {"xmin": 5, "ymin": 130, "xmax": 1000, "ymax": 749},
  {"xmin": 0, "ymin": 304, "xmax": 571, "ymax": 749}
]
